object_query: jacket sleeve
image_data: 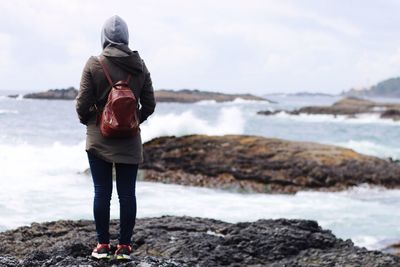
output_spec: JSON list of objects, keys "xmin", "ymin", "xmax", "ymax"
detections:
[
  {"xmin": 139, "ymin": 61, "xmax": 156, "ymax": 123},
  {"xmin": 76, "ymin": 57, "xmax": 96, "ymax": 125}
]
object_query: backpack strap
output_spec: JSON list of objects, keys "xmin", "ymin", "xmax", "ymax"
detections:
[
  {"xmin": 97, "ymin": 56, "xmax": 113, "ymax": 86},
  {"xmin": 98, "ymin": 56, "xmax": 132, "ymax": 85}
]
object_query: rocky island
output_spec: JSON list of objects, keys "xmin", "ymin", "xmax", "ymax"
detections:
[
  {"xmin": 258, "ymin": 97, "xmax": 400, "ymax": 121},
  {"xmin": 155, "ymin": 89, "xmax": 269, "ymax": 103},
  {"xmin": 140, "ymin": 135, "xmax": 400, "ymax": 193},
  {"xmin": 0, "ymin": 216, "xmax": 399, "ymax": 266},
  {"xmin": 23, "ymin": 87, "xmax": 78, "ymax": 100},
  {"xmin": 18, "ymin": 87, "xmax": 270, "ymax": 103}
]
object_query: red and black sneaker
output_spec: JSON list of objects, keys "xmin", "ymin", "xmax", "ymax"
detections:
[
  {"xmin": 115, "ymin": 244, "xmax": 132, "ymax": 260},
  {"xmin": 91, "ymin": 243, "xmax": 111, "ymax": 259}
]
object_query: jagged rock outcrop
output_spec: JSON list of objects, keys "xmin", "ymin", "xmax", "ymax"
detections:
[
  {"xmin": 155, "ymin": 89, "xmax": 270, "ymax": 103},
  {"xmin": 0, "ymin": 216, "xmax": 398, "ymax": 266},
  {"xmin": 257, "ymin": 97, "xmax": 400, "ymax": 121},
  {"xmin": 141, "ymin": 135, "xmax": 400, "ymax": 193},
  {"xmin": 24, "ymin": 87, "xmax": 78, "ymax": 100}
]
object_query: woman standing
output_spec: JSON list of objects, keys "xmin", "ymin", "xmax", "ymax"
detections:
[{"xmin": 76, "ymin": 15, "xmax": 155, "ymax": 260}]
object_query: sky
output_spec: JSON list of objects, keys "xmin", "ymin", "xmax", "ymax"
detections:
[{"xmin": 0, "ymin": 0, "xmax": 400, "ymax": 95}]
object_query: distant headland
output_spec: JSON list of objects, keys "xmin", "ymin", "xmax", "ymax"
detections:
[
  {"xmin": 342, "ymin": 77, "xmax": 400, "ymax": 98},
  {"xmin": 264, "ymin": 76, "xmax": 400, "ymax": 98},
  {"xmin": 258, "ymin": 97, "xmax": 400, "ymax": 121}
]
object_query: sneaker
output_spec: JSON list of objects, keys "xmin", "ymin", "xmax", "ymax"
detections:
[
  {"xmin": 115, "ymin": 244, "xmax": 132, "ymax": 260},
  {"xmin": 91, "ymin": 243, "xmax": 111, "ymax": 259}
]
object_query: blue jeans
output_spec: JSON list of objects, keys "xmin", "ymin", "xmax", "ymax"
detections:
[{"xmin": 87, "ymin": 151, "xmax": 138, "ymax": 245}]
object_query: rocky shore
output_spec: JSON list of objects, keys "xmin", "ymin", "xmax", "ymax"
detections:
[
  {"xmin": 23, "ymin": 87, "xmax": 78, "ymax": 100},
  {"xmin": 140, "ymin": 135, "xmax": 400, "ymax": 193},
  {"xmin": 155, "ymin": 89, "xmax": 269, "ymax": 103},
  {"xmin": 258, "ymin": 97, "xmax": 400, "ymax": 121},
  {"xmin": 0, "ymin": 216, "xmax": 399, "ymax": 267}
]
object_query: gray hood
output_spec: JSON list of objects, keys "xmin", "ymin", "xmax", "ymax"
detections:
[{"xmin": 101, "ymin": 15, "xmax": 129, "ymax": 49}]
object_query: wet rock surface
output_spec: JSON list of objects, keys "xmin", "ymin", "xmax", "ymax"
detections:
[
  {"xmin": 0, "ymin": 216, "xmax": 399, "ymax": 267},
  {"xmin": 141, "ymin": 135, "xmax": 400, "ymax": 193},
  {"xmin": 381, "ymin": 109, "xmax": 400, "ymax": 120},
  {"xmin": 24, "ymin": 87, "xmax": 78, "ymax": 100},
  {"xmin": 258, "ymin": 97, "xmax": 400, "ymax": 121},
  {"xmin": 155, "ymin": 89, "xmax": 270, "ymax": 103}
]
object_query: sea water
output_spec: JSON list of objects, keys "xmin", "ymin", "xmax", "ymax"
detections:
[{"xmin": 0, "ymin": 92, "xmax": 400, "ymax": 250}]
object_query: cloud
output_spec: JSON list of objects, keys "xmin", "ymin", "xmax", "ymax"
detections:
[
  {"xmin": 353, "ymin": 48, "xmax": 400, "ymax": 88},
  {"xmin": 0, "ymin": 0, "xmax": 399, "ymax": 94},
  {"xmin": 0, "ymin": 33, "xmax": 13, "ymax": 70}
]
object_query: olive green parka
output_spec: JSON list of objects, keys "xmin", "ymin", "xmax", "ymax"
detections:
[{"xmin": 76, "ymin": 44, "xmax": 156, "ymax": 164}]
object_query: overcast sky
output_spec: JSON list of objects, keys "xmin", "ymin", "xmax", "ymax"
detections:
[{"xmin": 1, "ymin": 0, "xmax": 400, "ymax": 94}]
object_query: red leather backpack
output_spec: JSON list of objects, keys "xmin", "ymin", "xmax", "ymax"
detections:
[{"xmin": 96, "ymin": 57, "xmax": 139, "ymax": 138}]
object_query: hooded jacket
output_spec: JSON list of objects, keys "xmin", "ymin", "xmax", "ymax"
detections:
[{"xmin": 76, "ymin": 16, "xmax": 155, "ymax": 164}]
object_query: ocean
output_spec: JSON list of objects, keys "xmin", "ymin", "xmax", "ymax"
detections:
[{"xmin": 0, "ymin": 92, "xmax": 400, "ymax": 251}]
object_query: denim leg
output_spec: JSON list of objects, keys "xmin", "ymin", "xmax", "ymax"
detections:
[
  {"xmin": 87, "ymin": 152, "xmax": 113, "ymax": 244},
  {"xmin": 115, "ymin": 163, "xmax": 138, "ymax": 245}
]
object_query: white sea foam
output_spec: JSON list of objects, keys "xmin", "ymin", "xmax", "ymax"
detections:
[
  {"xmin": 195, "ymin": 98, "xmax": 267, "ymax": 106},
  {"xmin": 0, "ymin": 109, "xmax": 18, "ymax": 114},
  {"xmin": 334, "ymin": 140, "xmax": 400, "ymax": 160},
  {"xmin": 0, "ymin": 142, "xmax": 86, "ymax": 193},
  {"xmin": 272, "ymin": 111, "xmax": 398, "ymax": 125},
  {"xmin": 230, "ymin": 98, "xmax": 267, "ymax": 104},
  {"xmin": 0, "ymin": 142, "xmax": 87, "ymax": 189},
  {"xmin": 141, "ymin": 107, "xmax": 245, "ymax": 142},
  {"xmin": 0, "ymin": 142, "xmax": 89, "ymax": 229},
  {"xmin": 195, "ymin": 99, "xmax": 217, "ymax": 105},
  {"xmin": 0, "ymin": 141, "xmax": 400, "ymax": 249},
  {"xmin": 1, "ymin": 97, "xmax": 400, "ymax": 251},
  {"xmin": 1, "ymin": 146, "xmax": 400, "ymax": 251}
]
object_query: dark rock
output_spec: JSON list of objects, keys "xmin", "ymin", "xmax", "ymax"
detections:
[
  {"xmin": 155, "ymin": 89, "xmax": 272, "ymax": 103},
  {"xmin": 0, "ymin": 216, "xmax": 398, "ymax": 266},
  {"xmin": 0, "ymin": 256, "xmax": 20, "ymax": 267},
  {"xmin": 389, "ymin": 157, "xmax": 400, "ymax": 165},
  {"xmin": 256, "ymin": 110, "xmax": 283, "ymax": 115},
  {"xmin": 7, "ymin": 94, "xmax": 19, "ymax": 98},
  {"xmin": 288, "ymin": 92, "xmax": 336, "ymax": 97},
  {"xmin": 141, "ymin": 135, "xmax": 400, "ymax": 193},
  {"xmin": 24, "ymin": 87, "xmax": 78, "ymax": 100},
  {"xmin": 381, "ymin": 109, "xmax": 400, "ymax": 121},
  {"xmin": 258, "ymin": 97, "xmax": 400, "ymax": 121}
]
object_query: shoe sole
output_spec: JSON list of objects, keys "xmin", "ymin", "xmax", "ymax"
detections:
[
  {"xmin": 116, "ymin": 254, "xmax": 131, "ymax": 260},
  {"xmin": 91, "ymin": 252, "xmax": 111, "ymax": 259}
]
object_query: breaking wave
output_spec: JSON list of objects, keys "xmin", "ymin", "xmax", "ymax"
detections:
[
  {"xmin": 272, "ymin": 111, "xmax": 399, "ymax": 125},
  {"xmin": 141, "ymin": 107, "xmax": 245, "ymax": 142}
]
